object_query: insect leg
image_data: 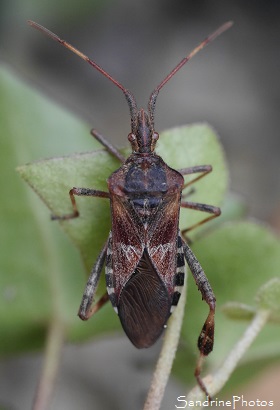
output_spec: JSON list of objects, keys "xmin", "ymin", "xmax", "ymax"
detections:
[
  {"xmin": 178, "ymin": 165, "xmax": 212, "ymax": 191},
  {"xmin": 78, "ymin": 240, "xmax": 108, "ymax": 320},
  {"xmin": 51, "ymin": 187, "xmax": 110, "ymax": 220},
  {"xmin": 182, "ymin": 238, "xmax": 215, "ymax": 397},
  {"xmin": 91, "ymin": 129, "xmax": 126, "ymax": 163},
  {"xmin": 180, "ymin": 201, "xmax": 221, "ymax": 235}
]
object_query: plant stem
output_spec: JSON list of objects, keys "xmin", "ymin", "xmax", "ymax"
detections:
[
  {"xmin": 32, "ymin": 318, "xmax": 65, "ymax": 410},
  {"xmin": 144, "ymin": 273, "xmax": 187, "ymax": 410}
]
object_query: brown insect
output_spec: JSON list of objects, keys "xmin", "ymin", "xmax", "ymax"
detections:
[{"xmin": 28, "ymin": 20, "xmax": 232, "ymax": 396}]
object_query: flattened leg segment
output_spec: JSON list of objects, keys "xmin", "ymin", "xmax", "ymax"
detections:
[
  {"xmin": 182, "ymin": 236, "xmax": 215, "ymax": 396},
  {"xmin": 182, "ymin": 239, "xmax": 215, "ymax": 349}
]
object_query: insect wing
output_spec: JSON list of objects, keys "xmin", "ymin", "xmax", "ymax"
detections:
[
  {"xmin": 118, "ymin": 246, "xmax": 171, "ymax": 348},
  {"xmin": 147, "ymin": 193, "xmax": 182, "ymax": 294},
  {"xmin": 110, "ymin": 194, "xmax": 144, "ymax": 297}
]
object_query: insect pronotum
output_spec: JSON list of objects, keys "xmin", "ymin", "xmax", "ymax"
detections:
[{"xmin": 28, "ymin": 20, "xmax": 232, "ymax": 397}]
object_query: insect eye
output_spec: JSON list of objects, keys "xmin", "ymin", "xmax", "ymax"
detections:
[
  {"xmin": 151, "ymin": 132, "xmax": 159, "ymax": 151},
  {"xmin": 128, "ymin": 133, "xmax": 136, "ymax": 143},
  {"xmin": 128, "ymin": 132, "xmax": 139, "ymax": 152},
  {"xmin": 152, "ymin": 132, "xmax": 159, "ymax": 142}
]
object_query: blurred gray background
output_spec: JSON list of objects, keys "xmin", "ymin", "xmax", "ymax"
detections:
[{"xmin": 0, "ymin": 1, "xmax": 279, "ymax": 409}]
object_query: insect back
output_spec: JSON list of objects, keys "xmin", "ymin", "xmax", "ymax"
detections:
[{"xmin": 106, "ymin": 147, "xmax": 185, "ymax": 348}]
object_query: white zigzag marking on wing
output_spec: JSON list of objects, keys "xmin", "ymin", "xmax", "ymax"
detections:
[
  {"xmin": 120, "ymin": 244, "xmax": 141, "ymax": 262},
  {"xmin": 149, "ymin": 243, "xmax": 174, "ymax": 261}
]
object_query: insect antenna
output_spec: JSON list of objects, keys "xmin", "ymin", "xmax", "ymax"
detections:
[
  {"xmin": 148, "ymin": 21, "xmax": 233, "ymax": 128},
  {"xmin": 27, "ymin": 20, "xmax": 139, "ymax": 133}
]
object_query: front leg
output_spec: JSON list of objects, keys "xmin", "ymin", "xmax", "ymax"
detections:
[
  {"xmin": 51, "ymin": 187, "xmax": 110, "ymax": 220},
  {"xmin": 182, "ymin": 235, "xmax": 215, "ymax": 397},
  {"xmin": 91, "ymin": 129, "xmax": 126, "ymax": 163}
]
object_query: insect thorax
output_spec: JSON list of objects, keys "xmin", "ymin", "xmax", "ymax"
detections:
[{"xmin": 108, "ymin": 153, "xmax": 184, "ymax": 211}]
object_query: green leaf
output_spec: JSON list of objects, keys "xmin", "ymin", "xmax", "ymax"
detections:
[
  {"xmin": 0, "ymin": 65, "xmax": 119, "ymax": 354},
  {"xmin": 221, "ymin": 278, "xmax": 280, "ymax": 324},
  {"xmin": 221, "ymin": 302, "xmax": 256, "ymax": 321},
  {"xmin": 158, "ymin": 124, "xmax": 228, "ymax": 234},
  {"xmin": 256, "ymin": 278, "xmax": 280, "ymax": 322}
]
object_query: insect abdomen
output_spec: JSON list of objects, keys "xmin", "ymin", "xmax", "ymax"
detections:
[
  {"xmin": 105, "ymin": 234, "xmax": 186, "ymax": 348},
  {"xmin": 171, "ymin": 233, "xmax": 185, "ymax": 312},
  {"xmin": 117, "ymin": 249, "xmax": 171, "ymax": 348}
]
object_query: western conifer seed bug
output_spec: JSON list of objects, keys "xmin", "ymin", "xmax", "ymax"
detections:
[{"xmin": 28, "ymin": 20, "xmax": 232, "ymax": 397}]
